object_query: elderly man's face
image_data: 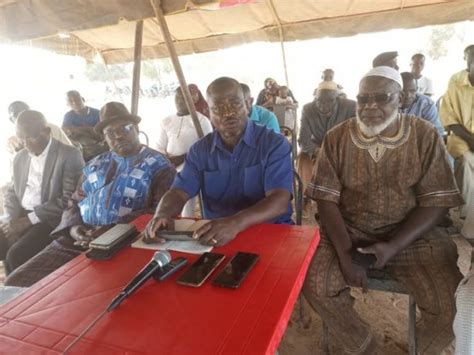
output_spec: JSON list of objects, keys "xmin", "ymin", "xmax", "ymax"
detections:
[
  {"xmin": 356, "ymin": 77, "xmax": 402, "ymax": 136},
  {"xmin": 208, "ymin": 87, "xmax": 248, "ymax": 141},
  {"xmin": 315, "ymin": 89, "xmax": 338, "ymax": 117},
  {"xmin": 103, "ymin": 121, "xmax": 140, "ymax": 157}
]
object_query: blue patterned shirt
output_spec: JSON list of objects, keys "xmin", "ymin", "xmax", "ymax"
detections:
[
  {"xmin": 401, "ymin": 94, "xmax": 445, "ymax": 137},
  {"xmin": 79, "ymin": 146, "xmax": 171, "ymax": 225}
]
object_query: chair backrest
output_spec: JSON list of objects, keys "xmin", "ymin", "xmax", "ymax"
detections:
[
  {"xmin": 293, "ymin": 171, "xmax": 303, "ymax": 225},
  {"xmin": 139, "ymin": 131, "xmax": 149, "ymax": 146}
]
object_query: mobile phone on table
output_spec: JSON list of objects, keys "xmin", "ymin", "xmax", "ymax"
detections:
[
  {"xmin": 212, "ymin": 252, "xmax": 259, "ymax": 289},
  {"xmin": 177, "ymin": 252, "xmax": 225, "ymax": 287},
  {"xmin": 157, "ymin": 230, "xmax": 194, "ymax": 241}
]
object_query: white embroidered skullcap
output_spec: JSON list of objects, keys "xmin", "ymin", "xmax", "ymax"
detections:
[
  {"xmin": 317, "ymin": 81, "xmax": 339, "ymax": 91},
  {"xmin": 362, "ymin": 66, "xmax": 403, "ymax": 88}
]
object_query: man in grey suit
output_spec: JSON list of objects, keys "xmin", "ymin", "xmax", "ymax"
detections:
[{"xmin": 0, "ymin": 110, "xmax": 84, "ymax": 274}]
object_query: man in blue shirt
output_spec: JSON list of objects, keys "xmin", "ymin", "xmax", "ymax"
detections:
[
  {"xmin": 62, "ymin": 90, "xmax": 107, "ymax": 161},
  {"xmin": 241, "ymin": 83, "xmax": 280, "ymax": 133},
  {"xmin": 400, "ymin": 72, "xmax": 446, "ymax": 138},
  {"xmin": 145, "ymin": 77, "xmax": 293, "ymax": 247}
]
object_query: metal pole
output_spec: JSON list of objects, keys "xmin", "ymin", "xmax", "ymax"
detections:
[
  {"xmin": 131, "ymin": 20, "xmax": 144, "ymax": 115},
  {"xmin": 150, "ymin": 0, "xmax": 204, "ymax": 138},
  {"xmin": 267, "ymin": 0, "xmax": 289, "ymax": 86}
]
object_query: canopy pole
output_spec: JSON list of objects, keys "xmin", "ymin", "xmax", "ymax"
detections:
[
  {"xmin": 150, "ymin": 0, "xmax": 204, "ymax": 138},
  {"xmin": 267, "ymin": 0, "xmax": 289, "ymax": 87},
  {"xmin": 131, "ymin": 20, "xmax": 144, "ymax": 115}
]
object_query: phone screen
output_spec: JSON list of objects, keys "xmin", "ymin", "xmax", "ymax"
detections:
[
  {"xmin": 212, "ymin": 252, "xmax": 259, "ymax": 289},
  {"xmin": 177, "ymin": 252, "xmax": 225, "ymax": 287}
]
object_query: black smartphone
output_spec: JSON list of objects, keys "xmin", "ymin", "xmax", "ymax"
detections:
[
  {"xmin": 212, "ymin": 252, "xmax": 259, "ymax": 289},
  {"xmin": 351, "ymin": 250, "xmax": 376, "ymax": 269},
  {"xmin": 177, "ymin": 252, "xmax": 225, "ymax": 287}
]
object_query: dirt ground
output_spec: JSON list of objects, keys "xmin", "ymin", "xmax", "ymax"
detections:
[{"xmin": 0, "ymin": 204, "xmax": 470, "ymax": 355}]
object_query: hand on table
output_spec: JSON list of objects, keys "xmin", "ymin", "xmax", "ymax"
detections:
[
  {"xmin": 192, "ymin": 217, "xmax": 241, "ymax": 247},
  {"xmin": 143, "ymin": 217, "xmax": 174, "ymax": 244},
  {"xmin": 70, "ymin": 224, "xmax": 103, "ymax": 249}
]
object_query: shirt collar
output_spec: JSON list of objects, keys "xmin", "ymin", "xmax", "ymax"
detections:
[
  {"xmin": 30, "ymin": 136, "xmax": 52, "ymax": 159},
  {"xmin": 210, "ymin": 120, "xmax": 256, "ymax": 153},
  {"xmin": 460, "ymin": 70, "xmax": 474, "ymax": 87}
]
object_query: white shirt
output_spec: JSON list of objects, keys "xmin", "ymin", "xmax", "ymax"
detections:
[
  {"xmin": 416, "ymin": 76, "xmax": 434, "ymax": 96},
  {"xmin": 21, "ymin": 137, "xmax": 52, "ymax": 224},
  {"xmin": 156, "ymin": 112, "xmax": 213, "ymax": 171}
]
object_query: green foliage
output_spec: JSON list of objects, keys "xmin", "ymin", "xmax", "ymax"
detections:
[{"xmin": 427, "ymin": 25, "xmax": 455, "ymax": 60}]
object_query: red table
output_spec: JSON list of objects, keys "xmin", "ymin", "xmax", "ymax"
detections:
[{"xmin": 0, "ymin": 215, "xmax": 319, "ymax": 354}]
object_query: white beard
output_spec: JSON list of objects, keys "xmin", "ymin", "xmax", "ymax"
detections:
[{"xmin": 356, "ymin": 110, "xmax": 399, "ymax": 137}]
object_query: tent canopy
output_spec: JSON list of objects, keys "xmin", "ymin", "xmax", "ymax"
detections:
[{"xmin": 1, "ymin": 0, "xmax": 474, "ymax": 64}]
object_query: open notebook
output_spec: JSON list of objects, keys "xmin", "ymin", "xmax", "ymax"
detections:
[{"xmin": 131, "ymin": 219, "xmax": 213, "ymax": 254}]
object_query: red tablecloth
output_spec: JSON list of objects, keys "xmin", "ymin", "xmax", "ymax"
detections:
[{"xmin": 0, "ymin": 215, "xmax": 319, "ymax": 354}]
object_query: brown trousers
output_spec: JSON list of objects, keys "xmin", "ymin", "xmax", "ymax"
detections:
[{"xmin": 303, "ymin": 227, "xmax": 462, "ymax": 354}]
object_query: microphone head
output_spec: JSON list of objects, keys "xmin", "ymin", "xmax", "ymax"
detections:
[{"xmin": 152, "ymin": 251, "xmax": 172, "ymax": 267}]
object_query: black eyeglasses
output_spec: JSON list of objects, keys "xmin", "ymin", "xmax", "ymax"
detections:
[{"xmin": 356, "ymin": 92, "xmax": 399, "ymax": 105}]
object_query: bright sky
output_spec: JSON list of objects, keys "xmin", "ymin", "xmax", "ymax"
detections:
[{"xmin": 0, "ymin": 20, "xmax": 473, "ymax": 184}]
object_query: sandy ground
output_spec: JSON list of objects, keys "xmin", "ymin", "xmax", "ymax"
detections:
[{"xmin": 0, "ymin": 203, "xmax": 470, "ymax": 355}]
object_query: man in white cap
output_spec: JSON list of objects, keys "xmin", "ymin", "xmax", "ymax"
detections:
[
  {"xmin": 303, "ymin": 66, "xmax": 462, "ymax": 354},
  {"xmin": 297, "ymin": 81, "xmax": 356, "ymax": 194}
]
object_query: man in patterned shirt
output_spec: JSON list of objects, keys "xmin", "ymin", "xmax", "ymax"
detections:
[
  {"xmin": 6, "ymin": 102, "xmax": 176, "ymax": 287},
  {"xmin": 303, "ymin": 66, "xmax": 463, "ymax": 354}
]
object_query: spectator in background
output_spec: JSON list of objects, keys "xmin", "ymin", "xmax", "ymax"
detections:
[
  {"xmin": 241, "ymin": 83, "xmax": 280, "ymax": 133},
  {"xmin": 314, "ymin": 69, "xmax": 345, "ymax": 98},
  {"xmin": 189, "ymin": 84, "xmax": 210, "ymax": 118},
  {"xmin": 400, "ymin": 72, "xmax": 445, "ymax": 137},
  {"xmin": 410, "ymin": 53, "xmax": 434, "ymax": 97},
  {"xmin": 256, "ymin": 78, "xmax": 297, "ymax": 111},
  {"xmin": 298, "ymin": 81, "xmax": 356, "ymax": 194},
  {"xmin": 62, "ymin": 90, "xmax": 108, "ymax": 161},
  {"xmin": 440, "ymin": 44, "xmax": 474, "ymax": 219},
  {"xmin": 156, "ymin": 87, "xmax": 213, "ymax": 217},
  {"xmin": 1, "ymin": 111, "xmax": 83, "ymax": 274},
  {"xmin": 275, "ymin": 85, "xmax": 298, "ymax": 130},
  {"xmin": 372, "ymin": 51, "xmax": 399, "ymax": 70},
  {"xmin": 7, "ymin": 101, "xmax": 72, "ymax": 155}
]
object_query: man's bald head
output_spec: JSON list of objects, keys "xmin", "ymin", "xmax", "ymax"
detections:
[
  {"xmin": 16, "ymin": 110, "xmax": 51, "ymax": 155},
  {"xmin": 8, "ymin": 101, "xmax": 30, "ymax": 123},
  {"xmin": 207, "ymin": 77, "xmax": 244, "ymax": 101}
]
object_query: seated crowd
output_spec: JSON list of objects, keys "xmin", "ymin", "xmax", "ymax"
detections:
[{"xmin": 1, "ymin": 46, "xmax": 474, "ymax": 354}]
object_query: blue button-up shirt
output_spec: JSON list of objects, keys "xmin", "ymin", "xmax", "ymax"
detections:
[
  {"xmin": 249, "ymin": 105, "xmax": 280, "ymax": 133},
  {"xmin": 172, "ymin": 121, "xmax": 293, "ymax": 224},
  {"xmin": 401, "ymin": 94, "xmax": 445, "ymax": 137}
]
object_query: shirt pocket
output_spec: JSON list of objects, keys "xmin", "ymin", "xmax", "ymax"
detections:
[
  {"xmin": 203, "ymin": 170, "xmax": 227, "ymax": 201},
  {"xmin": 244, "ymin": 164, "xmax": 264, "ymax": 199}
]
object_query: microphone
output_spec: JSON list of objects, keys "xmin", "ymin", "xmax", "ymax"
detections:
[{"xmin": 107, "ymin": 251, "xmax": 171, "ymax": 311}]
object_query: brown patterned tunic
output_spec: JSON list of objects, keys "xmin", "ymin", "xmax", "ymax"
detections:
[{"xmin": 306, "ymin": 114, "xmax": 463, "ymax": 236}]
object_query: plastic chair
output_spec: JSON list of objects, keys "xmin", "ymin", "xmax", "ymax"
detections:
[{"xmin": 139, "ymin": 130, "xmax": 149, "ymax": 146}]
